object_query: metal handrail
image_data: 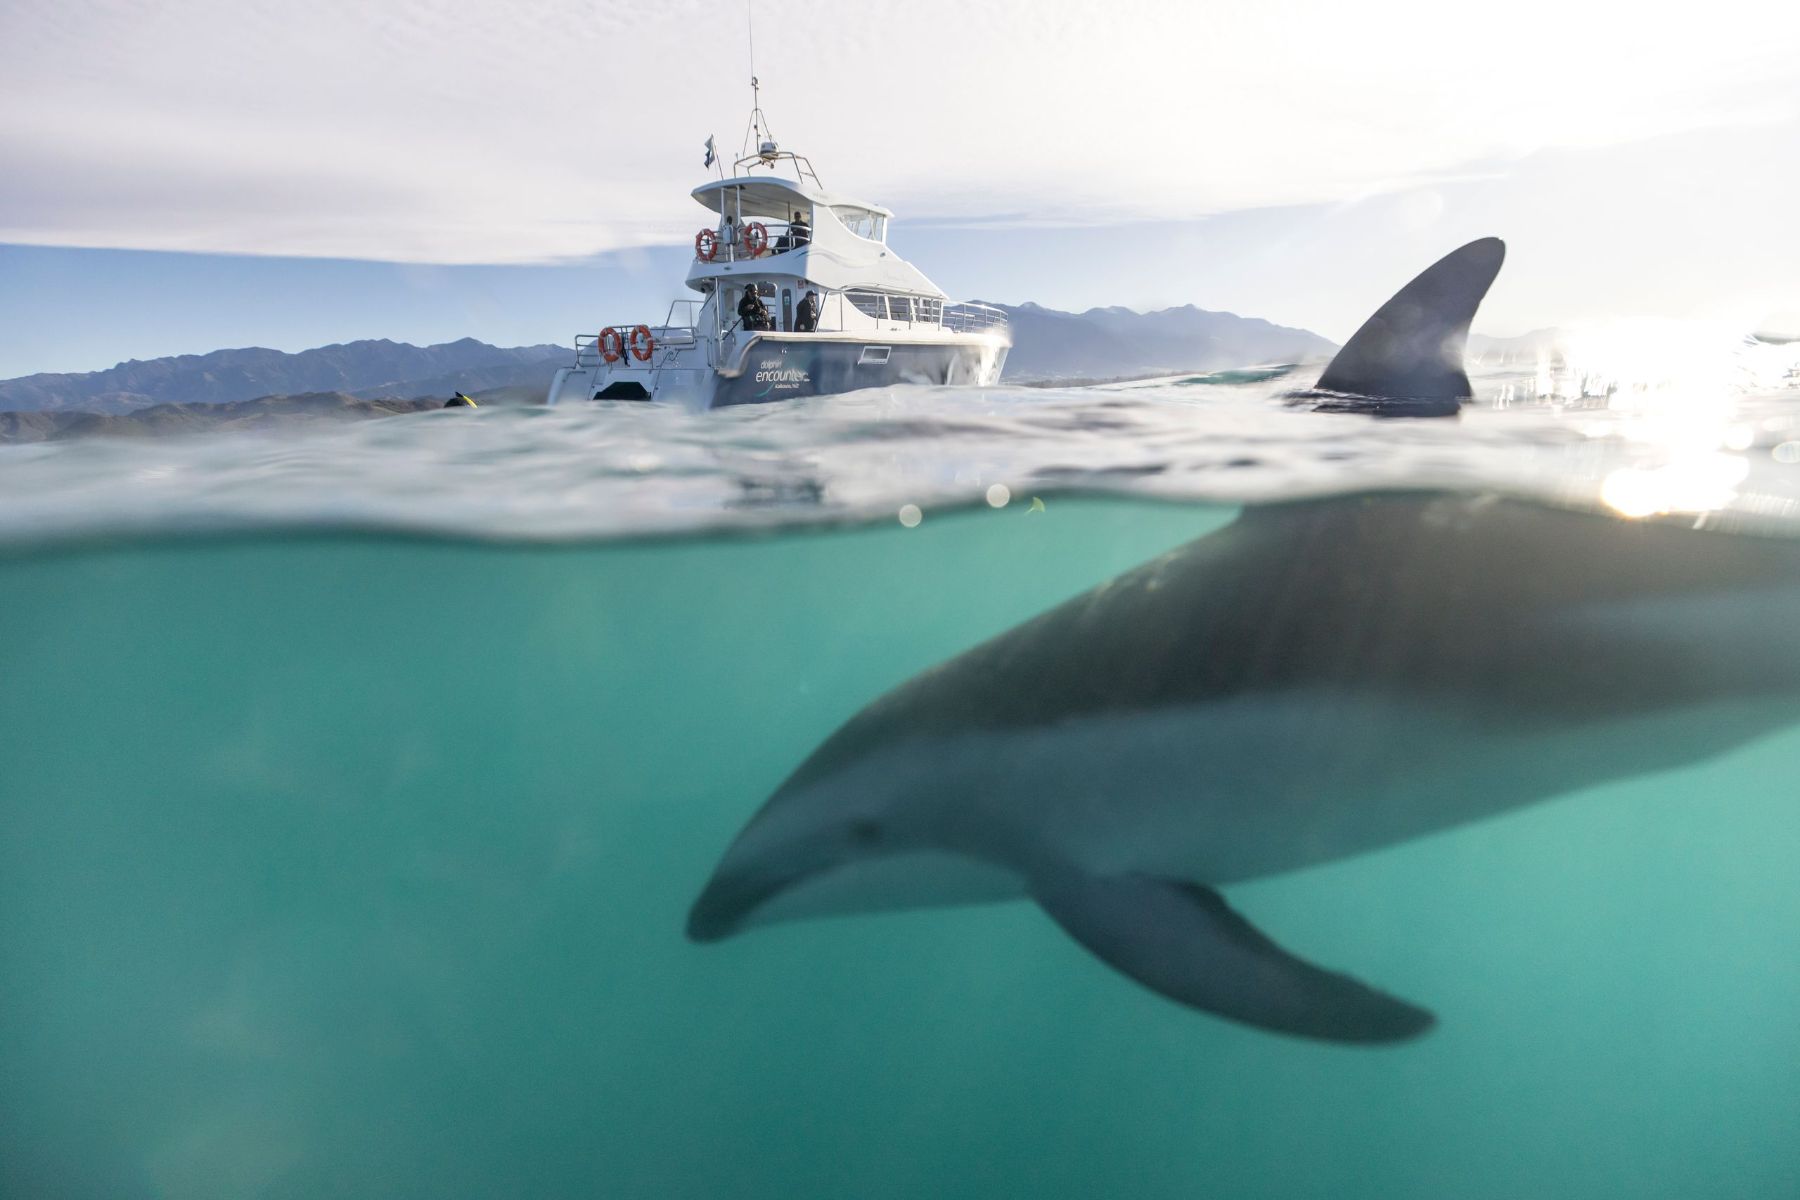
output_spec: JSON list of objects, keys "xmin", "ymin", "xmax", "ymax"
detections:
[
  {"xmin": 730, "ymin": 148, "xmax": 822, "ymax": 189},
  {"xmin": 943, "ymin": 302, "xmax": 1009, "ymax": 333},
  {"xmin": 569, "ymin": 293, "xmax": 1007, "ymax": 370},
  {"xmin": 574, "ymin": 324, "xmax": 697, "ymax": 369},
  {"xmin": 838, "ymin": 289, "xmax": 1009, "ymax": 334},
  {"xmin": 663, "ymin": 298, "xmax": 702, "ymax": 328},
  {"xmin": 572, "ymin": 299, "xmax": 708, "ymax": 368},
  {"xmin": 696, "ymin": 220, "xmax": 812, "ymax": 265}
]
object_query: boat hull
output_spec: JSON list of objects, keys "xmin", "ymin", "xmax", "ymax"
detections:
[
  {"xmin": 545, "ymin": 333, "xmax": 1008, "ymax": 410},
  {"xmin": 712, "ymin": 335, "xmax": 1006, "ymax": 407}
]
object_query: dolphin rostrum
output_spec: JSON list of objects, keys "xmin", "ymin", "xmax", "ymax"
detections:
[{"xmin": 687, "ymin": 239, "xmax": 1797, "ymax": 1042}]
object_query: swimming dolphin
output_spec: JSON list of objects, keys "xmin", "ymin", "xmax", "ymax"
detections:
[{"xmin": 687, "ymin": 238, "xmax": 1798, "ymax": 1042}]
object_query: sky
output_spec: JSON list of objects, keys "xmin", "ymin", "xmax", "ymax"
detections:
[{"xmin": 2, "ymin": 0, "xmax": 1798, "ymax": 378}]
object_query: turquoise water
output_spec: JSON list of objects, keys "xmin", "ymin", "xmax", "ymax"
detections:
[{"xmin": 4, "ymin": 366, "xmax": 1800, "ymax": 1197}]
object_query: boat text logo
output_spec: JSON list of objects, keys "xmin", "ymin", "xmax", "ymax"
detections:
[{"xmin": 755, "ymin": 357, "xmax": 811, "ymax": 388}]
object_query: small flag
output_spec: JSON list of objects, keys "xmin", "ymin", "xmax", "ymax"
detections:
[{"xmin": 702, "ymin": 135, "xmax": 716, "ymax": 169}]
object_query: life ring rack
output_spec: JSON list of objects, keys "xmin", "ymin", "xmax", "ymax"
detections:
[
  {"xmin": 695, "ymin": 228, "xmax": 718, "ymax": 262},
  {"xmin": 741, "ymin": 221, "xmax": 769, "ymax": 258}
]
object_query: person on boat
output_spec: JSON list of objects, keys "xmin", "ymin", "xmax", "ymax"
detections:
[
  {"xmin": 790, "ymin": 210, "xmax": 810, "ymax": 247},
  {"xmin": 795, "ymin": 289, "xmax": 820, "ymax": 333},
  {"xmin": 737, "ymin": 284, "xmax": 772, "ymax": 332}
]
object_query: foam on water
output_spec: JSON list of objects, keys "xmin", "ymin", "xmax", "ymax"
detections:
[{"xmin": 1, "ymin": 351, "xmax": 1798, "ymax": 545}]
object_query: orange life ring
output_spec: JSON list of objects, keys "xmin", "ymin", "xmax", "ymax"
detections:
[
  {"xmin": 599, "ymin": 326, "xmax": 624, "ymax": 363},
  {"xmin": 628, "ymin": 324, "xmax": 655, "ymax": 363},
  {"xmin": 695, "ymin": 228, "xmax": 718, "ymax": 262},
  {"xmin": 742, "ymin": 221, "xmax": 769, "ymax": 257}
]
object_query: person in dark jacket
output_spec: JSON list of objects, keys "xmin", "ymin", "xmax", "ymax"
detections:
[
  {"xmin": 790, "ymin": 210, "xmax": 811, "ymax": 247},
  {"xmin": 794, "ymin": 289, "xmax": 820, "ymax": 333},
  {"xmin": 737, "ymin": 284, "xmax": 771, "ymax": 331}
]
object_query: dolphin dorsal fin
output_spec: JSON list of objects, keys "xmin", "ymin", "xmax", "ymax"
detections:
[{"xmin": 1314, "ymin": 237, "xmax": 1506, "ymax": 404}]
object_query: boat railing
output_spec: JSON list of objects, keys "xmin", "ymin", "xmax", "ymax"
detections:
[
  {"xmin": 837, "ymin": 290, "xmax": 1009, "ymax": 334},
  {"xmin": 664, "ymin": 298, "xmax": 702, "ymax": 329},
  {"xmin": 942, "ymin": 302, "xmax": 1009, "ymax": 334},
  {"xmin": 731, "ymin": 148, "xmax": 823, "ymax": 190},
  {"xmin": 573, "ymin": 300, "xmax": 703, "ymax": 369},
  {"xmin": 698, "ymin": 220, "xmax": 812, "ymax": 264}
]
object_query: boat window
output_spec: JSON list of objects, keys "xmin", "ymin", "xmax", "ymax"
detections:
[
  {"xmin": 846, "ymin": 291, "xmax": 886, "ymax": 320},
  {"xmin": 918, "ymin": 298, "xmax": 942, "ymax": 324},
  {"xmin": 889, "ymin": 295, "xmax": 914, "ymax": 323},
  {"xmin": 871, "ymin": 216, "xmax": 887, "ymax": 243},
  {"xmin": 833, "ymin": 206, "xmax": 881, "ymax": 241}
]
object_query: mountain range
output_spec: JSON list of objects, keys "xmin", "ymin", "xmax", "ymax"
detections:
[
  {"xmin": 0, "ymin": 337, "xmax": 567, "ymax": 414},
  {"xmin": 991, "ymin": 302, "xmax": 1336, "ymax": 381},
  {"xmin": 0, "ymin": 303, "xmax": 1338, "ymax": 427},
  {"xmin": 0, "ymin": 392, "xmax": 451, "ymax": 444}
]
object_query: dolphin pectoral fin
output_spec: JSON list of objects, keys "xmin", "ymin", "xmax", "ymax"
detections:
[{"xmin": 1030, "ymin": 872, "xmax": 1435, "ymax": 1043}]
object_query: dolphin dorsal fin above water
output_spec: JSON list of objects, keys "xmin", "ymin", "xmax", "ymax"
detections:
[
  {"xmin": 1314, "ymin": 237, "xmax": 1506, "ymax": 407},
  {"xmin": 1029, "ymin": 869, "xmax": 1435, "ymax": 1042}
]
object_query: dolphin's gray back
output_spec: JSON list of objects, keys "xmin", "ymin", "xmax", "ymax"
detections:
[{"xmin": 784, "ymin": 493, "xmax": 1800, "ymax": 795}]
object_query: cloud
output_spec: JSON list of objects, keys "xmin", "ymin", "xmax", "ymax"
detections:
[{"xmin": 2, "ymin": 0, "xmax": 1796, "ymax": 263}]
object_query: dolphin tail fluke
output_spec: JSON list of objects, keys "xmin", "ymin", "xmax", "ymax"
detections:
[
  {"xmin": 1304, "ymin": 237, "xmax": 1506, "ymax": 415},
  {"xmin": 1031, "ymin": 871, "xmax": 1434, "ymax": 1043}
]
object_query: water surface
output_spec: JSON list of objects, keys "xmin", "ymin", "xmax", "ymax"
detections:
[{"xmin": 3, "ymin": 358, "xmax": 1799, "ymax": 1198}]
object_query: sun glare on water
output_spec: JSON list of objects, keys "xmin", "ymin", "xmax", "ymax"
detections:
[{"xmin": 1556, "ymin": 318, "xmax": 1780, "ymax": 519}]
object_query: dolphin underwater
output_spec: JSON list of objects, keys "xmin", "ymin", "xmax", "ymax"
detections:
[{"xmin": 687, "ymin": 238, "xmax": 1800, "ymax": 1042}]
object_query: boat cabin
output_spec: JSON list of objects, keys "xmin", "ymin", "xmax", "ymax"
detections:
[{"xmin": 681, "ymin": 152, "xmax": 958, "ymax": 346}]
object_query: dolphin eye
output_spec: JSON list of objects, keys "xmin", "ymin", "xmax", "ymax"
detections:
[{"xmin": 848, "ymin": 819, "xmax": 883, "ymax": 846}]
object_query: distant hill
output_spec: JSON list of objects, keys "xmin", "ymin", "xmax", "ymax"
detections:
[
  {"xmin": 0, "ymin": 337, "xmax": 567, "ymax": 413},
  {"xmin": 993, "ymin": 302, "xmax": 1336, "ymax": 381},
  {"xmin": 0, "ymin": 392, "xmax": 459, "ymax": 442}
]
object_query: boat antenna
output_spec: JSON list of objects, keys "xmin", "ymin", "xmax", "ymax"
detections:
[
  {"xmin": 747, "ymin": 0, "xmax": 758, "ymax": 106},
  {"xmin": 740, "ymin": 0, "xmax": 777, "ymax": 167}
]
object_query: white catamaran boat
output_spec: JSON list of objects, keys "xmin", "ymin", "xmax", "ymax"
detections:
[{"xmin": 546, "ymin": 102, "xmax": 1010, "ymax": 410}]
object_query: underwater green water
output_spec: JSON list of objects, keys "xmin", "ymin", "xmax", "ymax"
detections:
[{"xmin": 3, "ymin": 497, "xmax": 1798, "ymax": 1199}]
